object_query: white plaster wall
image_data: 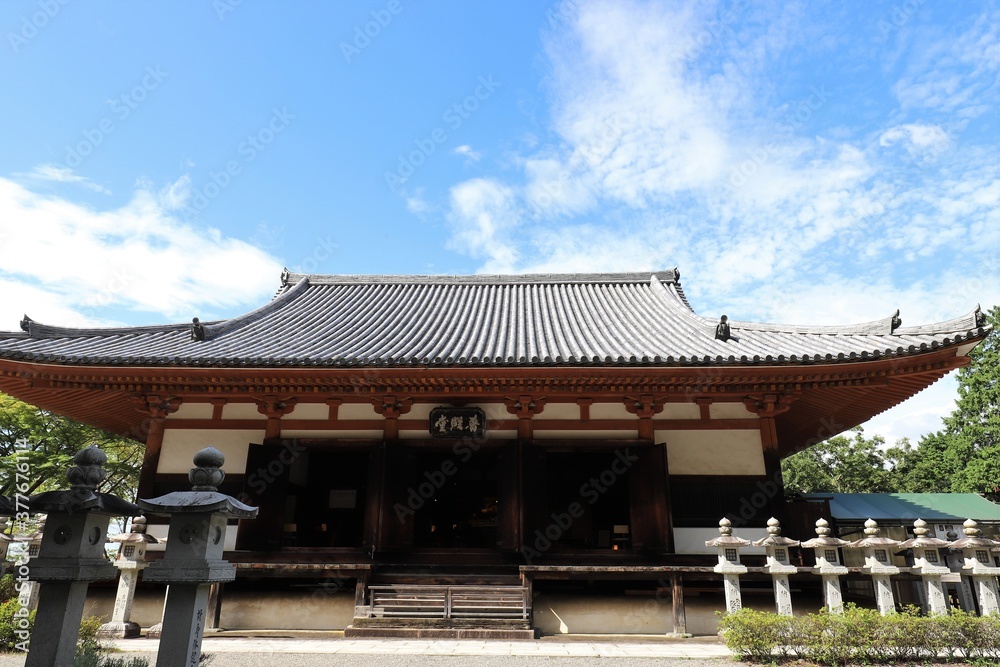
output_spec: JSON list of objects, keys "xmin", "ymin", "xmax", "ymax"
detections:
[
  {"xmin": 222, "ymin": 403, "xmax": 267, "ymax": 420},
  {"xmin": 540, "ymin": 403, "xmax": 580, "ymax": 420},
  {"xmin": 338, "ymin": 403, "xmax": 378, "ymax": 419},
  {"xmin": 83, "ymin": 587, "xmax": 355, "ymax": 630},
  {"xmin": 656, "ymin": 404, "xmax": 701, "ymax": 420},
  {"xmin": 167, "ymin": 403, "xmax": 213, "ymax": 420},
  {"xmin": 658, "ymin": 429, "xmax": 765, "ymax": 475},
  {"xmin": 709, "ymin": 402, "xmax": 757, "ymax": 420},
  {"xmin": 673, "ymin": 527, "xmax": 768, "ymax": 555},
  {"xmin": 534, "ymin": 591, "xmax": 823, "ymax": 636},
  {"xmin": 158, "ymin": 428, "xmax": 263, "ymax": 473},
  {"xmin": 290, "ymin": 403, "xmax": 328, "ymax": 420},
  {"xmin": 588, "ymin": 403, "xmax": 632, "ymax": 420}
]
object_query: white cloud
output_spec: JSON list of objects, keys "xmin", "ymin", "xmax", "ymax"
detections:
[
  {"xmin": 439, "ymin": 0, "xmax": 999, "ymax": 445},
  {"xmin": 0, "ymin": 174, "xmax": 283, "ymax": 330},
  {"xmin": 879, "ymin": 123, "xmax": 950, "ymax": 157},
  {"xmin": 446, "ymin": 179, "xmax": 519, "ymax": 273},
  {"xmin": 17, "ymin": 164, "xmax": 111, "ymax": 194},
  {"xmin": 452, "ymin": 145, "xmax": 481, "ymax": 162}
]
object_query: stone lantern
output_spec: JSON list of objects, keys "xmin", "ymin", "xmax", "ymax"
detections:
[
  {"xmin": 138, "ymin": 446, "xmax": 257, "ymax": 666},
  {"xmin": 800, "ymin": 518, "xmax": 850, "ymax": 613},
  {"xmin": 898, "ymin": 519, "xmax": 951, "ymax": 615},
  {"xmin": 706, "ymin": 517, "xmax": 750, "ymax": 613},
  {"xmin": 0, "ymin": 517, "xmax": 14, "ymax": 576},
  {"xmin": 752, "ymin": 517, "xmax": 799, "ymax": 615},
  {"xmin": 25, "ymin": 446, "xmax": 139, "ymax": 667},
  {"xmin": 848, "ymin": 518, "xmax": 900, "ymax": 615},
  {"xmin": 99, "ymin": 516, "xmax": 160, "ymax": 638},
  {"xmin": 947, "ymin": 519, "xmax": 1000, "ymax": 615}
]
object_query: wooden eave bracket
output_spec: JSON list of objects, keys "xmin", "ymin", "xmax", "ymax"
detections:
[
  {"xmin": 131, "ymin": 394, "xmax": 182, "ymax": 419},
  {"xmin": 504, "ymin": 395, "xmax": 547, "ymax": 419},
  {"xmin": 371, "ymin": 394, "xmax": 413, "ymax": 419},
  {"xmin": 623, "ymin": 394, "xmax": 665, "ymax": 419},
  {"xmin": 254, "ymin": 395, "xmax": 299, "ymax": 419},
  {"xmin": 743, "ymin": 392, "xmax": 797, "ymax": 418}
]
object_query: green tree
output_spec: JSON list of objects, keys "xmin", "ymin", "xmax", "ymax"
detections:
[
  {"xmin": 942, "ymin": 305, "xmax": 1000, "ymax": 500},
  {"xmin": 0, "ymin": 392, "xmax": 142, "ymax": 503},
  {"xmin": 782, "ymin": 427, "xmax": 893, "ymax": 494}
]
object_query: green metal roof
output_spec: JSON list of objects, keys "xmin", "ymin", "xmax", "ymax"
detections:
[{"xmin": 801, "ymin": 493, "xmax": 1000, "ymax": 522}]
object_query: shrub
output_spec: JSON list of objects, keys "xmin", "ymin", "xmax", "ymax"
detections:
[
  {"xmin": 0, "ymin": 597, "xmax": 33, "ymax": 652},
  {"xmin": 718, "ymin": 605, "xmax": 1000, "ymax": 665}
]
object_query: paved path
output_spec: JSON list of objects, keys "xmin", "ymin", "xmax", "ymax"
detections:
[
  {"xmin": 0, "ymin": 637, "xmax": 740, "ymax": 666},
  {"xmin": 121, "ymin": 636, "xmax": 734, "ymax": 658}
]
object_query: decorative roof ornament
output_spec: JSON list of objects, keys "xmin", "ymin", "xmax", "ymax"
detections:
[
  {"xmin": 715, "ymin": 315, "xmax": 731, "ymax": 342},
  {"xmin": 801, "ymin": 518, "xmax": 851, "ymax": 548},
  {"xmin": 891, "ymin": 310, "xmax": 902, "ymax": 332},
  {"xmin": 190, "ymin": 317, "xmax": 206, "ymax": 342},
  {"xmin": 976, "ymin": 307, "xmax": 987, "ymax": 328},
  {"xmin": 280, "ymin": 267, "xmax": 291, "ymax": 286},
  {"xmin": 190, "ymin": 446, "xmax": 226, "ymax": 491},
  {"xmin": 899, "ymin": 518, "xmax": 948, "ymax": 549},
  {"xmin": 28, "ymin": 444, "xmax": 140, "ymax": 515},
  {"xmin": 19, "ymin": 315, "xmax": 31, "ymax": 332},
  {"xmin": 706, "ymin": 517, "xmax": 751, "ymax": 547},
  {"xmin": 138, "ymin": 446, "xmax": 256, "ymax": 518},
  {"xmin": 66, "ymin": 445, "xmax": 107, "ymax": 491},
  {"xmin": 753, "ymin": 517, "xmax": 800, "ymax": 548},
  {"xmin": 110, "ymin": 515, "xmax": 159, "ymax": 545}
]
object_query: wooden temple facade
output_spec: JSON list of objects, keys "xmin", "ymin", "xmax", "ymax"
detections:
[{"xmin": 0, "ymin": 270, "xmax": 990, "ymax": 635}]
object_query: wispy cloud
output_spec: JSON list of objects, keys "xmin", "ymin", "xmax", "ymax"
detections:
[
  {"xmin": 452, "ymin": 145, "xmax": 481, "ymax": 162},
  {"xmin": 17, "ymin": 164, "xmax": 111, "ymax": 194},
  {"xmin": 436, "ymin": 1, "xmax": 998, "ymax": 445},
  {"xmin": 0, "ymin": 174, "xmax": 283, "ymax": 329}
]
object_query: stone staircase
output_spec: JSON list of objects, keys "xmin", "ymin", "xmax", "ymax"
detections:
[{"xmin": 345, "ymin": 565, "xmax": 534, "ymax": 639}]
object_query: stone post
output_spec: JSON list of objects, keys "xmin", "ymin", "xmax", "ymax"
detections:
[
  {"xmin": 706, "ymin": 518, "xmax": 750, "ymax": 613},
  {"xmin": 943, "ymin": 530, "xmax": 977, "ymax": 611},
  {"xmin": 99, "ymin": 516, "xmax": 160, "ymax": 638},
  {"xmin": 899, "ymin": 519, "xmax": 951, "ymax": 615},
  {"xmin": 138, "ymin": 447, "xmax": 257, "ymax": 667},
  {"xmin": 752, "ymin": 517, "xmax": 799, "ymax": 616},
  {"xmin": 848, "ymin": 518, "xmax": 900, "ymax": 615},
  {"xmin": 948, "ymin": 519, "xmax": 1000, "ymax": 615},
  {"xmin": 25, "ymin": 446, "xmax": 140, "ymax": 667},
  {"xmin": 800, "ymin": 518, "xmax": 850, "ymax": 613}
]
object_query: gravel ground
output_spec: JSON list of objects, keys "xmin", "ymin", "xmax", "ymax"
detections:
[{"xmin": 0, "ymin": 655, "xmax": 746, "ymax": 667}]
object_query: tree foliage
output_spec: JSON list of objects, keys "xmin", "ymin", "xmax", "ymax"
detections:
[
  {"xmin": 0, "ymin": 392, "xmax": 142, "ymax": 502},
  {"xmin": 783, "ymin": 428, "xmax": 893, "ymax": 494}
]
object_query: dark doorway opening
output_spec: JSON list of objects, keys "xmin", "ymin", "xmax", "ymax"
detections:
[
  {"xmin": 543, "ymin": 450, "xmax": 633, "ymax": 550},
  {"xmin": 292, "ymin": 449, "xmax": 370, "ymax": 548},
  {"xmin": 410, "ymin": 449, "xmax": 500, "ymax": 549}
]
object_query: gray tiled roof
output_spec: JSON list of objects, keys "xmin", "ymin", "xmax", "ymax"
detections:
[{"xmin": 0, "ymin": 270, "xmax": 988, "ymax": 368}]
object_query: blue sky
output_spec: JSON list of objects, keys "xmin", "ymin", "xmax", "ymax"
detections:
[{"xmin": 0, "ymin": 0, "xmax": 997, "ymax": 444}]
